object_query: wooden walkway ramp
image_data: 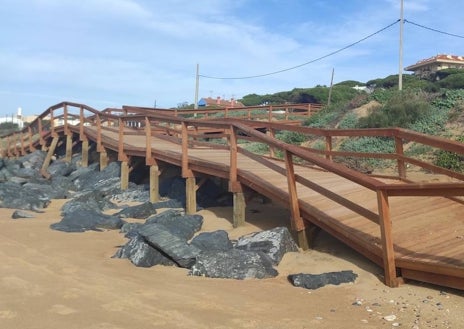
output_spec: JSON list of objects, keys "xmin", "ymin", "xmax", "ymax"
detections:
[{"xmin": 2, "ymin": 101, "xmax": 464, "ymax": 290}]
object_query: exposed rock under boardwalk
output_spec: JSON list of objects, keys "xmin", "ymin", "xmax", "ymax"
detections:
[
  {"xmin": 190, "ymin": 249, "xmax": 278, "ymax": 279},
  {"xmin": 235, "ymin": 226, "xmax": 299, "ymax": 265}
]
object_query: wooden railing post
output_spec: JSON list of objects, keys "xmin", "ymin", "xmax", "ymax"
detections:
[
  {"xmin": 325, "ymin": 136, "xmax": 333, "ymax": 161},
  {"xmin": 228, "ymin": 126, "xmax": 245, "ymax": 227},
  {"xmin": 395, "ymin": 136, "xmax": 406, "ymax": 179},
  {"xmin": 377, "ymin": 189, "xmax": 400, "ymax": 287},
  {"xmin": 79, "ymin": 106, "xmax": 85, "ymax": 140},
  {"xmin": 268, "ymin": 105, "xmax": 273, "ymax": 122},
  {"xmin": 96, "ymin": 114, "xmax": 102, "ymax": 151},
  {"xmin": 145, "ymin": 117, "xmax": 160, "ymax": 202},
  {"xmin": 118, "ymin": 118, "xmax": 125, "ymax": 157},
  {"xmin": 181, "ymin": 122, "xmax": 192, "ymax": 178},
  {"xmin": 63, "ymin": 103, "xmax": 69, "ymax": 133},
  {"xmin": 50, "ymin": 109, "xmax": 56, "ymax": 137},
  {"xmin": 181, "ymin": 121, "xmax": 196, "ymax": 214},
  {"xmin": 268, "ymin": 128, "xmax": 276, "ymax": 158},
  {"xmin": 284, "ymin": 150, "xmax": 309, "ymax": 250},
  {"xmin": 228, "ymin": 126, "xmax": 238, "ymax": 190}
]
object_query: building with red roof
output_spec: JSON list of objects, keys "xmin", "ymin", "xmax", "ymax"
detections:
[{"xmin": 405, "ymin": 54, "xmax": 464, "ymax": 77}]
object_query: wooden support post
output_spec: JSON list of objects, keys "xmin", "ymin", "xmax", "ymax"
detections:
[
  {"xmin": 233, "ymin": 190, "xmax": 246, "ymax": 228},
  {"xmin": 325, "ymin": 136, "xmax": 333, "ymax": 161},
  {"xmin": 65, "ymin": 133, "xmax": 73, "ymax": 163},
  {"xmin": 41, "ymin": 136, "xmax": 59, "ymax": 172},
  {"xmin": 268, "ymin": 128, "xmax": 275, "ymax": 158},
  {"xmin": 284, "ymin": 150, "xmax": 309, "ymax": 250},
  {"xmin": 28, "ymin": 127, "xmax": 36, "ymax": 152},
  {"xmin": 395, "ymin": 136, "xmax": 406, "ymax": 179},
  {"xmin": 81, "ymin": 140, "xmax": 89, "ymax": 167},
  {"xmin": 185, "ymin": 176, "xmax": 197, "ymax": 215},
  {"xmin": 377, "ymin": 189, "xmax": 400, "ymax": 287},
  {"xmin": 99, "ymin": 148, "xmax": 108, "ymax": 171},
  {"xmin": 120, "ymin": 161, "xmax": 129, "ymax": 190},
  {"xmin": 149, "ymin": 165, "xmax": 160, "ymax": 203}
]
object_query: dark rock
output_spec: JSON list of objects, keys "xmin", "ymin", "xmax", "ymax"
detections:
[
  {"xmin": 19, "ymin": 150, "xmax": 46, "ymax": 170},
  {"xmin": 108, "ymin": 187, "xmax": 150, "ymax": 204},
  {"xmin": 72, "ymin": 162, "xmax": 120, "ymax": 191},
  {"xmin": 145, "ymin": 212, "xmax": 203, "ymax": 240},
  {"xmin": 12, "ymin": 210, "xmax": 35, "ymax": 219},
  {"xmin": 115, "ymin": 201, "xmax": 158, "ymax": 219},
  {"xmin": 0, "ymin": 181, "xmax": 50, "ymax": 211},
  {"xmin": 288, "ymin": 271, "xmax": 358, "ymax": 290},
  {"xmin": 60, "ymin": 190, "xmax": 117, "ymax": 215},
  {"xmin": 47, "ymin": 160, "xmax": 74, "ymax": 177},
  {"xmin": 23, "ymin": 182, "xmax": 68, "ymax": 200},
  {"xmin": 190, "ymin": 230, "xmax": 233, "ymax": 251},
  {"xmin": 190, "ymin": 249, "xmax": 278, "ymax": 279},
  {"xmin": 113, "ymin": 233, "xmax": 175, "ymax": 267},
  {"xmin": 50, "ymin": 209, "xmax": 125, "ymax": 232},
  {"xmin": 235, "ymin": 227, "xmax": 299, "ymax": 265},
  {"xmin": 120, "ymin": 222, "xmax": 143, "ymax": 236},
  {"xmin": 145, "ymin": 209, "xmax": 183, "ymax": 224},
  {"xmin": 138, "ymin": 223, "xmax": 201, "ymax": 268},
  {"xmin": 68, "ymin": 163, "xmax": 99, "ymax": 182}
]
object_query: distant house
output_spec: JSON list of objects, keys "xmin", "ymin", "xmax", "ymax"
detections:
[
  {"xmin": 405, "ymin": 54, "xmax": 464, "ymax": 77},
  {"xmin": 198, "ymin": 96, "xmax": 244, "ymax": 108}
]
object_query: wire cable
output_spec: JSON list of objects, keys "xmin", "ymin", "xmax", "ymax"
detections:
[
  {"xmin": 404, "ymin": 19, "xmax": 464, "ymax": 39},
  {"xmin": 199, "ymin": 19, "xmax": 400, "ymax": 80}
]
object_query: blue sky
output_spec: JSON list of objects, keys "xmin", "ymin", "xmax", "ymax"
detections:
[{"xmin": 1, "ymin": 0, "xmax": 463, "ymax": 116}]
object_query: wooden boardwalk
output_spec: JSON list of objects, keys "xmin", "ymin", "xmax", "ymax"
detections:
[{"xmin": 2, "ymin": 101, "xmax": 464, "ymax": 290}]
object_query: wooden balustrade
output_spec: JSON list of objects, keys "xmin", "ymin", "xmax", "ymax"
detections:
[{"xmin": 2, "ymin": 100, "xmax": 464, "ymax": 288}]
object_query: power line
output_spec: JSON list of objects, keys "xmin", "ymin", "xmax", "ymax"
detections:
[
  {"xmin": 404, "ymin": 19, "xmax": 464, "ymax": 39},
  {"xmin": 201, "ymin": 20, "xmax": 400, "ymax": 80},
  {"xmin": 199, "ymin": 19, "xmax": 400, "ymax": 80}
]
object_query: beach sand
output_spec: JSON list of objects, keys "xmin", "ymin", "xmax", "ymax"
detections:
[{"xmin": 0, "ymin": 199, "xmax": 462, "ymax": 329}]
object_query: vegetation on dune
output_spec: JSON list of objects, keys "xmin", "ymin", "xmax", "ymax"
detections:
[{"xmin": 238, "ymin": 70, "xmax": 464, "ymax": 172}]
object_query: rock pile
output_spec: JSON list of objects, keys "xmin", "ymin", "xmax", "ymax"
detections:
[{"xmin": 1, "ymin": 150, "xmax": 358, "ymax": 287}]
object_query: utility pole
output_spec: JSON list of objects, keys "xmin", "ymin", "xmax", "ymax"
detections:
[
  {"xmin": 194, "ymin": 63, "xmax": 199, "ymax": 110},
  {"xmin": 327, "ymin": 68, "xmax": 335, "ymax": 107},
  {"xmin": 398, "ymin": 0, "xmax": 404, "ymax": 91}
]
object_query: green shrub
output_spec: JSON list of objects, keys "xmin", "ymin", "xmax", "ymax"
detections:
[
  {"xmin": 338, "ymin": 137, "xmax": 395, "ymax": 169},
  {"xmin": 358, "ymin": 90, "xmax": 432, "ymax": 128},
  {"xmin": 338, "ymin": 113, "xmax": 358, "ymax": 129},
  {"xmin": 434, "ymin": 135, "xmax": 464, "ymax": 172},
  {"xmin": 276, "ymin": 131, "xmax": 307, "ymax": 145}
]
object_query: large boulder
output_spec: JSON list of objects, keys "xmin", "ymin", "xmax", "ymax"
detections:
[
  {"xmin": 288, "ymin": 271, "xmax": 358, "ymax": 290},
  {"xmin": 145, "ymin": 211, "xmax": 203, "ymax": 240},
  {"xmin": 190, "ymin": 230, "xmax": 233, "ymax": 252},
  {"xmin": 113, "ymin": 233, "xmax": 175, "ymax": 267},
  {"xmin": 50, "ymin": 209, "xmax": 125, "ymax": 232},
  {"xmin": 235, "ymin": 227, "xmax": 299, "ymax": 265},
  {"xmin": 72, "ymin": 162, "xmax": 121, "ymax": 191},
  {"xmin": 0, "ymin": 181, "xmax": 51, "ymax": 211},
  {"xmin": 138, "ymin": 223, "xmax": 201, "ymax": 268},
  {"xmin": 61, "ymin": 190, "xmax": 117, "ymax": 215},
  {"xmin": 115, "ymin": 201, "xmax": 158, "ymax": 219},
  {"xmin": 47, "ymin": 160, "xmax": 75, "ymax": 177},
  {"xmin": 190, "ymin": 249, "xmax": 278, "ymax": 279}
]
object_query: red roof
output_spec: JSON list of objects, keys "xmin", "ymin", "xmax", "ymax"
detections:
[{"xmin": 405, "ymin": 54, "xmax": 464, "ymax": 70}]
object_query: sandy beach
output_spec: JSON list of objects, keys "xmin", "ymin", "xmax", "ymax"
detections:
[{"xmin": 0, "ymin": 199, "xmax": 462, "ymax": 329}]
